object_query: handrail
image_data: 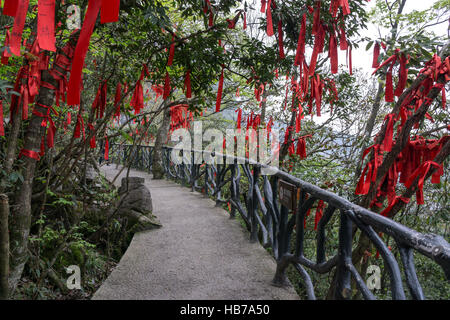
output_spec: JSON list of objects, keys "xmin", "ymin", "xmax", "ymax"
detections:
[{"xmin": 109, "ymin": 143, "xmax": 450, "ymax": 300}]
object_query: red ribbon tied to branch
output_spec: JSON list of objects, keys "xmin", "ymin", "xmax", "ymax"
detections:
[
  {"xmin": 405, "ymin": 161, "xmax": 443, "ymax": 205},
  {"xmin": 67, "ymin": 0, "xmax": 120, "ymax": 106}
]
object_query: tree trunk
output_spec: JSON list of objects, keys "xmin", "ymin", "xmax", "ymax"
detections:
[
  {"xmin": 0, "ymin": 194, "xmax": 9, "ymax": 300},
  {"xmin": 8, "ymin": 36, "xmax": 77, "ymax": 293},
  {"xmin": 152, "ymin": 99, "xmax": 170, "ymax": 179}
]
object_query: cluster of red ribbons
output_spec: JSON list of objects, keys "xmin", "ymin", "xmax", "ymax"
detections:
[
  {"xmin": 67, "ymin": 0, "xmax": 120, "ymax": 106},
  {"xmin": 356, "ymin": 53, "xmax": 450, "ymax": 215},
  {"xmin": 372, "ymin": 48, "xmax": 410, "ymax": 102},
  {"xmin": 92, "ymin": 80, "xmax": 107, "ymax": 119},
  {"xmin": 130, "ymin": 64, "xmax": 150, "ymax": 115},
  {"xmin": 170, "ymin": 104, "xmax": 193, "ymax": 132}
]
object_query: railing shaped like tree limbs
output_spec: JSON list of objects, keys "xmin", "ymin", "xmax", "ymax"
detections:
[{"xmin": 110, "ymin": 144, "xmax": 450, "ymax": 300}]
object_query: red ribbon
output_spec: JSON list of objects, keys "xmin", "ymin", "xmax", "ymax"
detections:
[
  {"xmin": 1, "ymin": 29, "xmax": 11, "ymax": 65},
  {"xmin": 37, "ymin": 0, "xmax": 56, "ymax": 51},
  {"xmin": 10, "ymin": 0, "xmax": 29, "ymax": 56},
  {"xmin": 3, "ymin": 0, "xmax": 19, "ymax": 16},
  {"xmin": 296, "ymin": 137, "xmax": 307, "ymax": 159},
  {"xmin": 443, "ymin": 87, "xmax": 447, "ymax": 110},
  {"xmin": 215, "ymin": 65, "xmax": 224, "ymax": 112},
  {"xmin": 67, "ymin": 0, "xmax": 119, "ymax": 105},
  {"xmin": 163, "ymin": 71, "xmax": 171, "ymax": 100},
  {"xmin": 243, "ymin": 11, "xmax": 247, "ymax": 30},
  {"xmin": 314, "ymin": 200, "xmax": 325, "ymax": 230},
  {"xmin": 294, "ymin": 14, "xmax": 306, "ymax": 66},
  {"xmin": 405, "ymin": 161, "xmax": 443, "ymax": 205},
  {"xmin": 278, "ymin": 19, "xmax": 285, "ymax": 59},
  {"xmin": 104, "ymin": 136, "xmax": 109, "ymax": 160},
  {"xmin": 381, "ymin": 113, "xmax": 396, "ymax": 152},
  {"xmin": 74, "ymin": 112, "xmax": 85, "ymax": 140},
  {"xmin": 309, "ymin": 23, "xmax": 325, "ymax": 76},
  {"xmin": 380, "ymin": 196, "xmax": 410, "ymax": 217},
  {"xmin": 33, "ymin": 103, "xmax": 58, "ymax": 148},
  {"xmin": 394, "ymin": 53, "xmax": 408, "ymax": 97},
  {"xmin": 347, "ymin": 46, "xmax": 353, "ymax": 75},
  {"xmin": 67, "ymin": 0, "xmax": 102, "ymax": 105},
  {"xmin": 100, "ymin": 0, "xmax": 120, "ymax": 23},
  {"xmin": 260, "ymin": 0, "xmax": 266, "ymax": 13},
  {"xmin": 184, "ymin": 69, "xmax": 192, "ymax": 98},
  {"xmin": 372, "ymin": 41, "xmax": 380, "ymax": 68},
  {"xmin": 329, "ymin": 31, "xmax": 338, "ymax": 74},
  {"xmin": 266, "ymin": 0, "xmax": 273, "ymax": 36},
  {"xmin": 236, "ymin": 108, "xmax": 242, "ymax": 129},
  {"xmin": 88, "ymin": 123, "xmax": 96, "ymax": 149},
  {"xmin": 19, "ymin": 148, "xmax": 40, "ymax": 161}
]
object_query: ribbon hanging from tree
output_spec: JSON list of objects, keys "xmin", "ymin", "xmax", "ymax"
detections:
[
  {"xmin": 163, "ymin": 71, "xmax": 171, "ymax": 100},
  {"xmin": 37, "ymin": 0, "xmax": 56, "ymax": 51},
  {"xmin": 184, "ymin": 69, "xmax": 192, "ymax": 98},
  {"xmin": 278, "ymin": 19, "xmax": 285, "ymax": 59},
  {"xmin": 215, "ymin": 64, "xmax": 224, "ymax": 112},
  {"xmin": 294, "ymin": 14, "xmax": 306, "ymax": 66},
  {"xmin": 67, "ymin": 0, "xmax": 120, "ymax": 106},
  {"xmin": 9, "ymin": 0, "xmax": 29, "ymax": 56},
  {"xmin": 1, "ymin": 29, "xmax": 11, "ymax": 65}
]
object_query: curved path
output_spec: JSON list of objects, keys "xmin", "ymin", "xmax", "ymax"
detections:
[{"xmin": 93, "ymin": 165, "xmax": 299, "ymax": 300}]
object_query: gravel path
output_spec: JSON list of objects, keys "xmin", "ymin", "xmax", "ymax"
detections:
[{"xmin": 92, "ymin": 165, "xmax": 299, "ymax": 300}]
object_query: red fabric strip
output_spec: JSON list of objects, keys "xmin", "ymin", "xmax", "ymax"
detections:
[
  {"xmin": 381, "ymin": 113, "xmax": 396, "ymax": 152},
  {"xmin": 260, "ymin": 0, "xmax": 266, "ymax": 13},
  {"xmin": 266, "ymin": 0, "xmax": 273, "ymax": 36},
  {"xmin": 88, "ymin": 123, "xmax": 96, "ymax": 148},
  {"xmin": 215, "ymin": 65, "xmax": 224, "ymax": 112},
  {"xmin": 236, "ymin": 108, "xmax": 242, "ymax": 129},
  {"xmin": 243, "ymin": 11, "xmax": 247, "ymax": 30},
  {"xmin": 296, "ymin": 137, "xmax": 307, "ymax": 159},
  {"xmin": 329, "ymin": 32, "xmax": 338, "ymax": 74},
  {"xmin": 10, "ymin": 0, "xmax": 29, "ymax": 56},
  {"xmin": 312, "ymin": 1, "xmax": 321, "ymax": 35},
  {"xmin": 405, "ymin": 161, "xmax": 442, "ymax": 205},
  {"xmin": 442, "ymin": 87, "xmax": 447, "ymax": 110},
  {"xmin": 339, "ymin": 24, "xmax": 348, "ymax": 50},
  {"xmin": 104, "ymin": 136, "xmax": 109, "ymax": 160},
  {"xmin": 3, "ymin": 0, "xmax": 18, "ymax": 16},
  {"xmin": 37, "ymin": 0, "xmax": 56, "ymax": 51},
  {"xmin": 100, "ymin": 0, "xmax": 120, "ymax": 24},
  {"xmin": 309, "ymin": 23, "xmax": 325, "ymax": 76},
  {"xmin": 294, "ymin": 14, "xmax": 306, "ymax": 66},
  {"xmin": 372, "ymin": 42, "xmax": 380, "ymax": 68},
  {"xmin": 348, "ymin": 46, "xmax": 352, "ymax": 75},
  {"xmin": 67, "ymin": 0, "xmax": 102, "ymax": 106},
  {"xmin": 278, "ymin": 19, "xmax": 285, "ymax": 59},
  {"xmin": 314, "ymin": 200, "xmax": 325, "ymax": 230},
  {"xmin": 394, "ymin": 53, "xmax": 408, "ymax": 97},
  {"xmin": 19, "ymin": 148, "xmax": 40, "ymax": 160},
  {"xmin": 184, "ymin": 69, "xmax": 192, "ymax": 98},
  {"xmin": 1, "ymin": 29, "xmax": 11, "ymax": 65},
  {"xmin": 163, "ymin": 71, "xmax": 171, "ymax": 100}
]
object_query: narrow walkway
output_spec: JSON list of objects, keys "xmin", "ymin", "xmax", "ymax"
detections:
[{"xmin": 93, "ymin": 165, "xmax": 299, "ymax": 300}]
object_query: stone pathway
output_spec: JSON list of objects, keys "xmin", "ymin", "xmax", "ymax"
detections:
[{"xmin": 93, "ymin": 165, "xmax": 299, "ymax": 300}]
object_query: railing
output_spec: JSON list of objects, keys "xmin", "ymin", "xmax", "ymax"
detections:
[{"xmin": 109, "ymin": 143, "xmax": 450, "ymax": 300}]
